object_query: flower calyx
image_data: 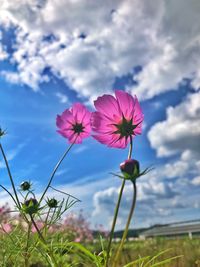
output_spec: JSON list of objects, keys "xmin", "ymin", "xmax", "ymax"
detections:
[
  {"xmin": 46, "ymin": 197, "xmax": 58, "ymax": 208},
  {"xmin": 22, "ymin": 198, "xmax": 39, "ymax": 215},
  {"xmin": 20, "ymin": 181, "xmax": 31, "ymax": 191},
  {"xmin": 120, "ymin": 159, "xmax": 140, "ymax": 180},
  {"xmin": 111, "ymin": 159, "xmax": 152, "ymax": 182}
]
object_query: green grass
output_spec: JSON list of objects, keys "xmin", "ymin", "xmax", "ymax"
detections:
[
  {"xmin": 0, "ymin": 229, "xmax": 200, "ymax": 267},
  {"xmin": 86, "ymin": 238, "xmax": 200, "ymax": 267}
]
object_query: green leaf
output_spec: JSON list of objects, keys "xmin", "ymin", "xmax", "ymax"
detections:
[
  {"xmin": 123, "ymin": 256, "xmax": 151, "ymax": 267},
  {"xmin": 150, "ymin": 255, "xmax": 183, "ymax": 267}
]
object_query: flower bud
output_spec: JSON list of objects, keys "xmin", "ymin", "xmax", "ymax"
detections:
[
  {"xmin": 20, "ymin": 181, "xmax": 31, "ymax": 191},
  {"xmin": 22, "ymin": 198, "xmax": 39, "ymax": 215},
  {"xmin": 47, "ymin": 198, "xmax": 58, "ymax": 208},
  {"xmin": 120, "ymin": 159, "xmax": 140, "ymax": 178}
]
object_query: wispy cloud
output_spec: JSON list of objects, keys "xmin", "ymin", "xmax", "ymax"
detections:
[
  {"xmin": 55, "ymin": 92, "xmax": 69, "ymax": 104},
  {"xmin": 72, "ymin": 145, "xmax": 88, "ymax": 154},
  {"xmin": 0, "ymin": 142, "xmax": 26, "ymax": 169},
  {"xmin": 55, "ymin": 168, "xmax": 69, "ymax": 177}
]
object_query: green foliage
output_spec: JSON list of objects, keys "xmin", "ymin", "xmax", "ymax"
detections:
[
  {"xmin": 123, "ymin": 249, "xmax": 183, "ymax": 267},
  {"xmin": 0, "ymin": 225, "xmax": 200, "ymax": 266}
]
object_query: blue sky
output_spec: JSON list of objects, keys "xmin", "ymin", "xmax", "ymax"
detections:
[{"xmin": 0, "ymin": 0, "xmax": 200, "ymax": 230}]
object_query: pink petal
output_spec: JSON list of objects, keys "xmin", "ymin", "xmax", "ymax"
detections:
[
  {"xmin": 133, "ymin": 96, "xmax": 144, "ymax": 124},
  {"xmin": 71, "ymin": 103, "xmax": 91, "ymax": 124},
  {"xmin": 75, "ymin": 135, "xmax": 83, "ymax": 144},
  {"xmin": 94, "ymin": 94, "xmax": 121, "ymax": 119},
  {"xmin": 115, "ymin": 90, "xmax": 135, "ymax": 120},
  {"xmin": 91, "ymin": 112, "xmax": 116, "ymax": 134},
  {"xmin": 82, "ymin": 109, "xmax": 91, "ymax": 124},
  {"xmin": 80, "ymin": 131, "xmax": 90, "ymax": 138},
  {"xmin": 92, "ymin": 134, "xmax": 113, "ymax": 145},
  {"xmin": 56, "ymin": 115, "xmax": 66, "ymax": 129},
  {"xmin": 92, "ymin": 133, "xmax": 128, "ymax": 149},
  {"xmin": 57, "ymin": 129, "xmax": 74, "ymax": 139},
  {"xmin": 133, "ymin": 125, "xmax": 142, "ymax": 135},
  {"xmin": 83, "ymin": 124, "xmax": 91, "ymax": 133},
  {"xmin": 68, "ymin": 133, "xmax": 79, "ymax": 144},
  {"xmin": 110, "ymin": 137, "xmax": 127, "ymax": 148},
  {"xmin": 62, "ymin": 110, "xmax": 75, "ymax": 125},
  {"xmin": 56, "ymin": 109, "xmax": 75, "ymax": 130}
]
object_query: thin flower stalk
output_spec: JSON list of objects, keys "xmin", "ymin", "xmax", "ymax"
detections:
[
  {"xmin": 0, "ymin": 144, "xmax": 30, "ymax": 224},
  {"xmin": 39, "ymin": 102, "xmax": 91, "ymax": 204},
  {"xmin": 24, "ymin": 222, "xmax": 32, "ymax": 267},
  {"xmin": 105, "ymin": 136, "xmax": 133, "ymax": 267},
  {"xmin": 30, "ymin": 215, "xmax": 59, "ymax": 267},
  {"xmin": 0, "ymin": 143, "xmax": 21, "ymax": 209},
  {"xmin": 39, "ymin": 141, "xmax": 75, "ymax": 205},
  {"xmin": 112, "ymin": 180, "xmax": 137, "ymax": 267}
]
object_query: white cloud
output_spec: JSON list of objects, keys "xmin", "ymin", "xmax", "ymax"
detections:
[
  {"xmin": 55, "ymin": 92, "xmax": 69, "ymax": 104},
  {"xmin": 191, "ymin": 176, "xmax": 200, "ymax": 186},
  {"xmin": 0, "ymin": 0, "xmax": 199, "ymax": 101},
  {"xmin": 0, "ymin": 31, "xmax": 8, "ymax": 60},
  {"xmin": 148, "ymin": 92, "xmax": 200, "ymax": 157},
  {"xmin": 92, "ymin": 158, "xmax": 200, "ymax": 228},
  {"xmin": 0, "ymin": 45, "xmax": 8, "ymax": 60},
  {"xmin": 130, "ymin": 0, "xmax": 200, "ymax": 99},
  {"xmin": 72, "ymin": 145, "xmax": 88, "ymax": 154},
  {"xmin": 92, "ymin": 170, "xmax": 179, "ymax": 229}
]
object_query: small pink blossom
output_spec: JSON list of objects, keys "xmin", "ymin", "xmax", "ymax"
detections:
[
  {"xmin": 92, "ymin": 90, "xmax": 144, "ymax": 148},
  {"xmin": 74, "ymin": 237, "xmax": 81, "ymax": 243},
  {"xmin": 56, "ymin": 103, "xmax": 91, "ymax": 144},
  {"xmin": 31, "ymin": 221, "xmax": 44, "ymax": 233},
  {"xmin": 0, "ymin": 223, "xmax": 12, "ymax": 233}
]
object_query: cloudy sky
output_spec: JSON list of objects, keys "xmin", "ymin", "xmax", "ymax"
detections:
[{"xmin": 0, "ymin": 0, "xmax": 200, "ymax": 230}]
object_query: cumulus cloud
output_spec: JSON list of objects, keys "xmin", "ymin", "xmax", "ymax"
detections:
[
  {"xmin": 148, "ymin": 92, "xmax": 200, "ymax": 157},
  {"xmin": 131, "ymin": 0, "xmax": 200, "ymax": 99},
  {"xmin": 92, "ymin": 171, "xmax": 179, "ymax": 228},
  {"xmin": 0, "ymin": 45, "xmax": 8, "ymax": 60},
  {"xmin": 0, "ymin": 0, "xmax": 199, "ymax": 101},
  {"xmin": 0, "ymin": 31, "xmax": 8, "ymax": 60},
  {"xmin": 92, "ymin": 159, "xmax": 200, "ymax": 229}
]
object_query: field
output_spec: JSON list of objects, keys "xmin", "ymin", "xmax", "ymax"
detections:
[
  {"xmin": 111, "ymin": 238, "xmax": 200, "ymax": 267},
  {"xmin": 0, "ymin": 226, "xmax": 200, "ymax": 267}
]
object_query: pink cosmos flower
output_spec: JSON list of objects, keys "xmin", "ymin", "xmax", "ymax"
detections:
[
  {"xmin": 56, "ymin": 103, "xmax": 91, "ymax": 144},
  {"xmin": 91, "ymin": 90, "xmax": 144, "ymax": 148},
  {"xmin": 0, "ymin": 223, "xmax": 12, "ymax": 233},
  {"xmin": 31, "ymin": 221, "xmax": 44, "ymax": 233}
]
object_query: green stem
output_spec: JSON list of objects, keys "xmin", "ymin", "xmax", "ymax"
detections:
[
  {"xmin": 43, "ymin": 207, "xmax": 51, "ymax": 237},
  {"xmin": 30, "ymin": 215, "xmax": 59, "ymax": 267},
  {"xmin": 0, "ymin": 184, "xmax": 30, "ymax": 224},
  {"xmin": 24, "ymin": 222, "xmax": 32, "ymax": 267},
  {"xmin": 0, "ymin": 143, "xmax": 21, "ymax": 208},
  {"xmin": 112, "ymin": 181, "xmax": 137, "ymax": 267},
  {"xmin": 105, "ymin": 136, "xmax": 133, "ymax": 267},
  {"xmin": 128, "ymin": 135, "xmax": 133, "ymax": 159},
  {"xmin": 105, "ymin": 179, "xmax": 125, "ymax": 267},
  {"xmin": 39, "ymin": 142, "xmax": 75, "ymax": 205},
  {"xmin": 49, "ymin": 185, "xmax": 81, "ymax": 202},
  {"xmin": 0, "ymin": 184, "xmax": 18, "ymax": 207}
]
